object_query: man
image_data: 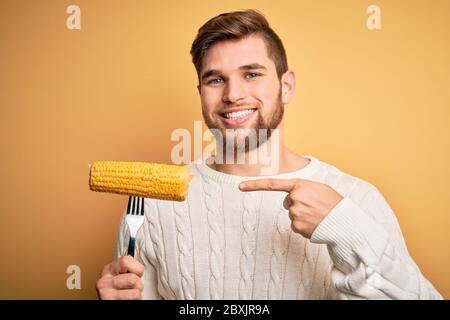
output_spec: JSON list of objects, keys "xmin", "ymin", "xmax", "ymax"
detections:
[{"xmin": 96, "ymin": 9, "xmax": 442, "ymax": 300}]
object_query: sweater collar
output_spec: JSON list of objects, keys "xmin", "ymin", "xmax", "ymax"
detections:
[{"xmin": 191, "ymin": 155, "xmax": 321, "ymax": 184}]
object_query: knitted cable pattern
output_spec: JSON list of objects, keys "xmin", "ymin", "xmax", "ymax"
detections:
[
  {"xmin": 204, "ymin": 178, "xmax": 224, "ymax": 299},
  {"xmin": 268, "ymin": 203, "xmax": 291, "ymax": 299},
  {"xmin": 146, "ymin": 200, "xmax": 176, "ymax": 298},
  {"xmin": 173, "ymin": 200, "xmax": 195, "ymax": 299},
  {"xmin": 239, "ymin": 192, "xmax": 260, "ymax": 299}
]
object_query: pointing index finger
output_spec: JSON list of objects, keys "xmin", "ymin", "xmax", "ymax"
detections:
[{"xmin": 239, "ymin": 178, "xmax": 298, "ymax": 192}]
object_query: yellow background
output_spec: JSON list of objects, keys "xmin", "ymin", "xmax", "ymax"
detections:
[{"xmin": 0, "ymin": 0, "xmax": 448, "ymax": 299}]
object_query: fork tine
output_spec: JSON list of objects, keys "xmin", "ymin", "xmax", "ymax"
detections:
[
  {"xmin": 140, "ymin": 197, "xmax": 144, "ymax": 216},
  {"xmin": 133, "ymin": 196, "xmax": 138, "ymax": 215},
  {"xmin": 135, "ymin": 197, "xmax": 141, "ymax": 216},
  {"xmin": 134, "ymin": 197, "xmax": 139, "ymax": 216},
  {"xmin": 126, "ymin": 196, "xmax": 132, "ymax": 214},
  {"xmin": 135, "ymin": 196, "xmax": 140, "ymax": 215}
]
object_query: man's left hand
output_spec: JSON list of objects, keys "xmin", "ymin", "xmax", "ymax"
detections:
[{"xmin": 239, "ymin": 179, "xmax": 343, "ymax": 238}]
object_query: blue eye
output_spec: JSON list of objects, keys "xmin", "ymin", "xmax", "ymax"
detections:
[
  {"xmin": 245, "ymin": 73, "xmax": 259, "ymax": 79},
  {"xmin": 208, "ymin": 78, "xmax": 224, "ymax": 85}
]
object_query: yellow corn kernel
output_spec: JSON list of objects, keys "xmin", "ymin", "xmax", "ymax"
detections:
[{"xmin": 89, "ymin": 161, "xmax": 193, "ymax": 201}]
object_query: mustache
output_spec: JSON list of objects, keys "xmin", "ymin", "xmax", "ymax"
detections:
[{"xmin": 221, "ymin": 101, "xmax": 259, "ymax": 109}]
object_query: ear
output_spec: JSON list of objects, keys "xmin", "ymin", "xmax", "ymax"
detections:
[{"xmin": 280, "ymin": 70, "xmax": 296, "ymax": 104}]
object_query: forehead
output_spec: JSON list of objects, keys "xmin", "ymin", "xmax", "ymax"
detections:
[{"xmin": 201, "ymin": 34, "xmax": 275, "ymax": 72}]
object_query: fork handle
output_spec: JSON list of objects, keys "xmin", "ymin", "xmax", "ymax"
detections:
[{"xmin": 127, "ymin": 237, "xmax": 136, "ymax": 257}]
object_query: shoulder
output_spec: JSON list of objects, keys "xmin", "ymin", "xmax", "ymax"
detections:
[
  {"xmin": 312, "ymin": 156, "xmax": 378, "ymax": 202},
  {"xmin": 313, "ymin": 157, "xmax": 400, "ymax": 229}
]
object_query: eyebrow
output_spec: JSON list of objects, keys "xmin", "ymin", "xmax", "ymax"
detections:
[{"xmin": 201, "ymin": 63, "xmax": 267, "ymax": 82}]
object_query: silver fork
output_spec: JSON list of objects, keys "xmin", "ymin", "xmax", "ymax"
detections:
[{"xmin": 125, "ymin": 196, "xmax": 145, "ymax": 257}]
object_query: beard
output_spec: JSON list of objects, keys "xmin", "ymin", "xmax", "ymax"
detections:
[{"xmin": 202, "ymin": 89, "xmax": 284, "ymax": 157}]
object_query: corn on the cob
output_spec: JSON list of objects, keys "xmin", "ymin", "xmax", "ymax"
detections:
[{"xmin": 89, "ymin": 161, "xmax": 193, "ymax": 201}]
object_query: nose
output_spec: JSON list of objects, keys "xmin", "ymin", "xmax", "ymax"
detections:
[{"xmin": 222, "ymin": 77, "xmax": 245, "ymax": 104}]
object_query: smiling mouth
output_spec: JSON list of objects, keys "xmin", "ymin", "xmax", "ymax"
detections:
[{"xmin": 220, "ymin": 108, "xmax": 257, "ymax": 121}]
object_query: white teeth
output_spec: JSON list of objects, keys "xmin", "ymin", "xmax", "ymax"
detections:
[{"xmin": 224, "ymin": 109, "xmax": 255, "ymax": 120}]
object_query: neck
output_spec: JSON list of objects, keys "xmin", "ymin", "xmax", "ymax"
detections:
[{"xmin": 207, "ymin": 123, "xmax": 310, "ymax": 176}]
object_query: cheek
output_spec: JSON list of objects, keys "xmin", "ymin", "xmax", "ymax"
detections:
[
  {"xmin": 252, "ymin": 78, "xmax": 280, "ymax": 103},
  {"xmin": 201, "ymin": 88, "xmax": 222, "ymax": 112}
]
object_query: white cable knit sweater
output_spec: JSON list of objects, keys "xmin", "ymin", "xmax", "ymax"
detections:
[{"xmin": 115, "ymin": 155, "xmax": 442, "ymax": 300}]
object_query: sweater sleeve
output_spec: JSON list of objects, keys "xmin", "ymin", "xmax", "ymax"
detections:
[
  {"xmin": 310, "ymin": 187, "xmax": 442, "ymax": 300},
  {"xmin": 116, "ymin": 209, "xmax": 162, "ymax": 300}
]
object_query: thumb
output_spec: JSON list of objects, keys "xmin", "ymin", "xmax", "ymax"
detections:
[{"xmin": 283, "ymin": 195, "xmax": 292, "ymax": 210}]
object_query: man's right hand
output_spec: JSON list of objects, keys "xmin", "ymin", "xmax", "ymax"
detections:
[{"xmin": 96, "ymin": 255, "xmax": 145, "ymax": 300}]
